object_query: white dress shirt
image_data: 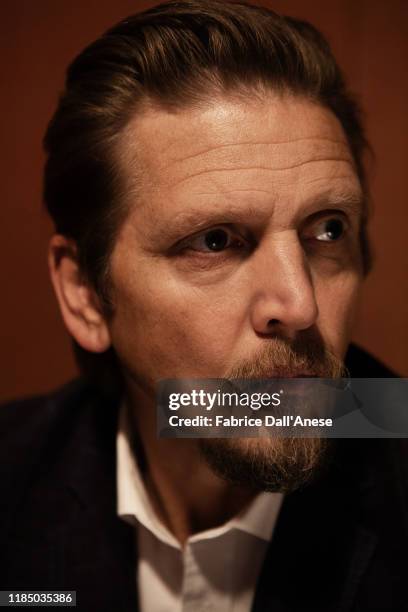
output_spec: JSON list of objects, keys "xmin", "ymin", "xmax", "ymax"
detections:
[{"xmin": 116, "ymin": 402, "xmax": 283, "ymax": 612}]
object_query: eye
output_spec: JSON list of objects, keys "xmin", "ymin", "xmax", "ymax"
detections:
[
  {"xmin": 186, "ymin": 227, "xmax": 247, "ymax": 252},
  {"xmin": 310, "ymin": 217, "xmax": 346, "ymax": 242}
]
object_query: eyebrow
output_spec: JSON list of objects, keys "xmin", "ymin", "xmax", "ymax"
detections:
[
  {"xmin": 158, "ymin": 203, "xmax": 264, "ymax": 242},
  {"xmin": 309, "ymin": 190, "xmax": 365, "ymax": 218}
]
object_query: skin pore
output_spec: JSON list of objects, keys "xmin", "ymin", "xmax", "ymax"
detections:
[{"xmin": 49, "ymin": 91, "xmax": 364, "ymax": 545}]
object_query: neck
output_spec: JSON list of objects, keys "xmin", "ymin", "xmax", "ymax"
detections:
[{"xmin": 125, "ymin": 379, "xmax": 256, "ymax": 545}]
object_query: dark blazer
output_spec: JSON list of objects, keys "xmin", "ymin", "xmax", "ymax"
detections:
[{"xmin": 0, "ymin": 344, "xmax": 407, "ymax": 611}]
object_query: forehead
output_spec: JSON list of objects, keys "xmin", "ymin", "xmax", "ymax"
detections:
[{"xmin": 118, "ymin": 92, "xmax": 361, "ymax": 219}]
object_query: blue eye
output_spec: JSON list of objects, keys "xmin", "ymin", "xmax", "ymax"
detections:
[{"xmin": 313, "ymin": 218, "xmax": 345, "ymax": 242}]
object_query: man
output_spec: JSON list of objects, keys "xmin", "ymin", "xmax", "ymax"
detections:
[{"xmin": 1, "ymin": 1, "xmax": 406, "ymax": 611}]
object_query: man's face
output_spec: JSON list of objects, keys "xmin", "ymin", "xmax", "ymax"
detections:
[{"xmin": 108, "ymin": 91, "xmax": 364, "ymax": 394}]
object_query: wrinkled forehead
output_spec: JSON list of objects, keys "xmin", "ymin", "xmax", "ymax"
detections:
[{"xmin": 117, "ymin": 91, "xmax": 361, "ymax": 210}]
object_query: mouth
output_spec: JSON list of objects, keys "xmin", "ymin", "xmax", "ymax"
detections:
[
  {"xmin": 223, "ymin": 371, "xmax": 319, "ymax": 395},
  {"xmin": 243, "ymin": 371, "xmax": 319, "ymax": 380}
]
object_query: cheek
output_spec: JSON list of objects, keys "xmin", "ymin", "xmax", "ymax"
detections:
[
  {"xmin": 315, "ymin": 272, "xmax": 363, "ymax": 357},
  {"xmin": 108, "ymin": 267, "xmax": 244, "ymax": 381}
]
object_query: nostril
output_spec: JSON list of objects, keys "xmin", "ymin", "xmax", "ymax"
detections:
[{"xmin": 267, "ymin": 319, "xmax": 280, "ymax": 326}]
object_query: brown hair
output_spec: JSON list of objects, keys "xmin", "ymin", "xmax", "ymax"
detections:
[{"xmin": 43, "ymin": 0, "xmax": 371, "ymax": 385}]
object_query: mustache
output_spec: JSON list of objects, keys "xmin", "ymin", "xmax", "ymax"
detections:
[{"xmin": 225, "ymin": 330, "xmax": 347, "ymax": 380}]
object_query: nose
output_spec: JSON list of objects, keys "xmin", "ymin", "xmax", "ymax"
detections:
[{"xmin": 249, "ymin": 233, "xmax": 319, "ymax": 336}]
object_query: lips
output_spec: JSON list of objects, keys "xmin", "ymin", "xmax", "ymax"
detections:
[{"xmin": 246, "ymin": 371, "xmax": 319, "ymax": 380}]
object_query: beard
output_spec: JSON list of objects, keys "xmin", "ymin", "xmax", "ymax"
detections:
[{"xmin": 199, "ymin": 329, "xmax": 347, "ymax": 493}]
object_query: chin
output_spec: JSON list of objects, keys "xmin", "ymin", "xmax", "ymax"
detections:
[{"xmin": 199, "ymin": 436, "xmax": 332, "ymax": 493}]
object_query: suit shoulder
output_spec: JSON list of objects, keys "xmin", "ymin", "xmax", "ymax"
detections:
[
  {"xmin": 0, "ymin": 378, "xmax": 122, "ymax": 526},
  {"xmin": 0, "ymin": 379, "xmax": 86, "ymax": 440},
  {"xmin": 0, "ymin": 379, "xmax": 95, "ymax": 484}
]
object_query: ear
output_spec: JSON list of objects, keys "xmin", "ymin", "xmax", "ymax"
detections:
[{"xmin": 48, "ymin": 234, "xmax": 111, "ymax": 353}]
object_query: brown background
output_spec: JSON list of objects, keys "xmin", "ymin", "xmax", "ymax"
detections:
[{"xmin": 1, "ymin": 0, "xmax": 407, "ymax": 403}]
